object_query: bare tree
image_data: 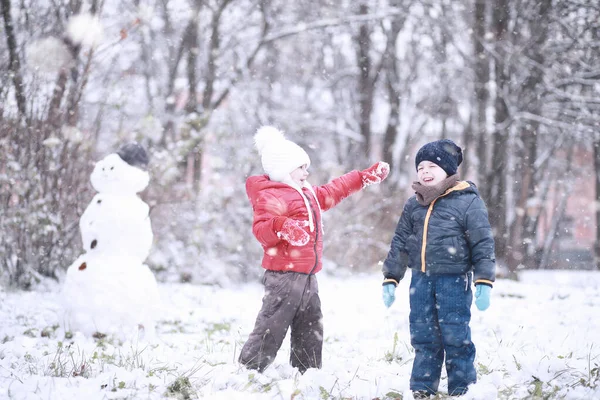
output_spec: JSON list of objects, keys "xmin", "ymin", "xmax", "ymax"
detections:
[
  {"xmin": 0, "ymin": 0, "xmax": 26, "ymax": 117},
  {"xmin": 0, "ymin": 0, "xmax": 97, "ymax": 287},
  {"xmin": 472, "ymin": 0, "xmax": 490, "ymax": 183},
  {"xmin": 354, "ymin": 2, "xmax": 377, "ymax": 159},
  {"xmin": 485, "ymin": 0, "xmax": 511, "ymax": 266},
  {"xmin": 380, "ymin": 0, "xmax": 411, "ymax": 170},
  {"xmin": 595, "ymin": 136, "xmax": 600, "ymax": 270},
  {"xmin": 505, "ymin": 0, "xmax": 552, "ymax": 272}
]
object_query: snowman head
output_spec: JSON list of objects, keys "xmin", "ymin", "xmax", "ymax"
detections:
[{"xmin": 90, "ymin": 144, "xmax": 150, "ymax": 194}]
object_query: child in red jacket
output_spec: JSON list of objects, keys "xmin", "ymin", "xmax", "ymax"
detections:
[{"xmin": 239, "ymin": 126, "xmax": 389, "ymax": 373}]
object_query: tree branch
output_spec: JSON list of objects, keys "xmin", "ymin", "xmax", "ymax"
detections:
[
  {"xmin": 1, "ymin": 0, "xmax": 27, "ymax": 117},
  {"xmin": 257, "ymin": 8, "xmax": 405, "ymax": 45}
]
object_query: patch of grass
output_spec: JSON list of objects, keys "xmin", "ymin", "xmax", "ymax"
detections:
[
  {"xmin": 45, "ymin": 342, "xmax": 91, "ymax": 378},
  {"xmin": 244, "ymin": 372, "xmax": 274, "ymax": 394},
  {"xmin": 529, "ymin": 376, "xmax": 543, "ymax": 397},
  {"xmin": 23, "ymin": 328, "xmax": 38, "ymax": 338},
  {"xmin": 573, "ymin": 346, "xmax": 600, "ymax": 389},
  {"xmin": 498, "ymin": 385, "xmax": 519, "ymax": 398},
  {"xmin": 164, "ymin": 358, "xmax": 211, "ymax": 399},
  {"xmin": 117, "ymin": 343, "xmax": 149, "ymax": 370},
  {"xmin": 478, "ymin": 362, "xmax": 492, "ymax": 375},
  {"xmin": 91, "ymin": 349, "xmax": 116, "ymax": 364},
  {"xmin": 499, "ymin": 293, "xmax": 525, "ymax": 299},
  {"xmin": 44, "ymin": 338, "xmax": 155, "ymax": 379},
  {"xmin": 166, "ymin": 376, "xmax": 195, "ymax": 399},
  {"xmin": 384, "ymin": 332, "xmax": 402, "ymax": 363},
  {"xmin": 23, "ymin": 352, "xmax": 35, "ymax": 363},
  {"xmin": 528, "ymin": 375, "xmax": 562, "ymax": 398},
  {"xmin": 41, "ymin": 324, "xmax": 59, "ymax": 338},
  {"xmin": 383, "ymin": 390, "xmax": 403, "ymax": 399},
  {"xmin": 204, "ymin": 321, "xmax": 231, "ymax": 337},
  {"xmin": 104, "ymin": 376, "xmax": 128, "ymax": 393},
  {"xmin": 384, "ymin": 332, "xmax": 411, "ymax": 365},
  {"xmin": 160, "ymin": 319, "xmax": 186, "ymax": 334},
  {"xmin": 319, "ymin": 386, "xmax": 330, "ymax": 399},
  {"xmin": 513, "ymin": 355, "xmax": 522, "ymax": 371},
  {"xmin": 557, "ymin": 352, "xmax": 573, "ymax": 359},
  {"xmin": 147, "ymin": 364, "xmax": 177, "ymax": 378}
]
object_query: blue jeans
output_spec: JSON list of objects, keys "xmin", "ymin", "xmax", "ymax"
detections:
[{"xmin": 409, "ymin": 270, "xmax": 476, "ymax": 395}]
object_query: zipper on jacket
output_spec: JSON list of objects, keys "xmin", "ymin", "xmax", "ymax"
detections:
[
  {"xmin": 305, "ymin": 190, "xmax": 320, "ymax": 275},
  {"xmin": 420, "ymin": 181, "xmax": 470, "ymax": 273},
  {"xmin": 421, "ymin": 199, "xmax": 437, "ymax": 272}
]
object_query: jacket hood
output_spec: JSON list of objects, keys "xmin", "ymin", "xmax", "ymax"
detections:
[
  {"xmin": 445, "ymin": 180, "xmax": 480, "ymax": 196},
  {"xmin": 462, "ymin": 181, "xmax": 481, "ymax": 196},
  {"xmin": 246, "ymin": 175, "xmax": 313, "ymax": 199}
]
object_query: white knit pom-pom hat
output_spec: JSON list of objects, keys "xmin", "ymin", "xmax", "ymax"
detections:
[{"xmin": 254, "ymin": 126, "xmax": 311, "ymax": 182}]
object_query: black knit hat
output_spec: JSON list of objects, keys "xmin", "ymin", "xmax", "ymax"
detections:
[
  {"xmin": 116, "ymin": 142, "xmax": 149, "ymax": 169},
  {"xmin": 415, "ymin": 139, "xmax": 463, "ymax": 175}
]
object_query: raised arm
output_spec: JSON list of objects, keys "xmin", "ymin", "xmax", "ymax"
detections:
[{"xmin": 313, "ymin": 162, "xmax": 389, "ymax": 211}]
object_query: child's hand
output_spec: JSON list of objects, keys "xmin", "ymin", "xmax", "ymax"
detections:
[
  {"xmin": 382, "ymin": 283, "xmax": 396, "ymax": 308},
  {"xmin": 474, "ymin": 285, "xmax": 491, "ymax": 311},
  {"xmin": 277, "ymin": 219, "xmax": 310, "ymax": 246},
  {"xmin": 361, "ymin": 162, "xmax": 390, "ymax": 188}
]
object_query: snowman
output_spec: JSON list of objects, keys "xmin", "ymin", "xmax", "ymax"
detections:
[{"xmin": 62, "ymin": 142, "xmax": 160, "ymax": 340}]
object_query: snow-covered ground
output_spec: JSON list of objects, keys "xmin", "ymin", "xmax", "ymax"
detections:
[{"xmin": 1, "ymin": 269, "xmax": 599, "ymax": 399}]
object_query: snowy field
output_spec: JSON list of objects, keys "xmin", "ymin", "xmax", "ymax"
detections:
[{"xmin": 1, "ymin": 269, "xmax": 599, "ymax": 400}]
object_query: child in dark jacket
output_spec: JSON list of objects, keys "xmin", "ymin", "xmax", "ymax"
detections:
[
  {"xmin": 240, "ymin": 126, "xmax": 389, "ymax": 374},
  {"xmin": 381, "ymin": 139, "xmax": 495, "ymax": 398}
]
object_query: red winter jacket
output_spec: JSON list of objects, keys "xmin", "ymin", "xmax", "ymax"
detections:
[{"xmin": 246, "ymin": 171, "xmax": 363, "ymax": 274}]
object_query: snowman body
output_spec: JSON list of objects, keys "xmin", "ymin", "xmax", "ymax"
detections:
[
  {"xmin": 79, "ymin": 193, "xmax": 152, "ymax": 262},
  {"xmin": 63, "ymin": 253, "xmax": 160, "ymax": 337},
  {"xmin": 63, "ymin": 149, "xmax": 160, "ymax": 339}
]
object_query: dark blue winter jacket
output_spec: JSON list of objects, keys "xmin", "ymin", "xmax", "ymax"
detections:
[{"xmin": 383, "ymin": 181, "xmax": 496, "ymax": 287}]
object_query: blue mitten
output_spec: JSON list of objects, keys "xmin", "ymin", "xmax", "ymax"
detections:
[
  {"xmin": 474, "ymin": 285, "xmax": 491, "ymax": 311},
  {"xmin": 382, "ymin": 283, "xmax": 396, "ymax": 308}
]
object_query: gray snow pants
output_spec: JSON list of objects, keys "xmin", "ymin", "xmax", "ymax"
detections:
[{"xmin": 239, "ymin": 270, "xmax": 323, "ymax": 373}]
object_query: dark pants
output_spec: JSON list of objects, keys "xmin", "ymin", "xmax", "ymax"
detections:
[
  {"xmin": 239, "ymin": 270, "xmax": 323, "ymax": 373},
  {"xmin": 409, "ymin": 270, "xmax": 476, "ymax": 395}
]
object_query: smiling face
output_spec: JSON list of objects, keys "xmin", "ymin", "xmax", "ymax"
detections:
[
  {"xmin": 290, "ymin": 164, "xmax": 309, "ymax": 186},
  {"xmin": 417, "ymin": 160, "xmax": 448, "ymax": 186}
]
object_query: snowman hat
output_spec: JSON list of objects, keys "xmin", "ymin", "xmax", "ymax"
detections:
[
  {"xmin": 254, "ymin": 126, "xmax": 310, "ymax": 182},
  {"xmin": 117, "ymin": 142, "xmax": 149, "ymax": 169}
]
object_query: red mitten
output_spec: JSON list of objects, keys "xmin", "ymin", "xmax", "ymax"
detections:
[
  {"xmin": 360, "ymin": 161, "xmax": 390, "ymax": 188},
  {"xmin": 277, "ymin": 219, "xmax": 310, "ymax": 246}
]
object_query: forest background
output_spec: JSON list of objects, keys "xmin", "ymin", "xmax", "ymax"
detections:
[{"xmin": 2, "ymin": 0, "xmax": 600, "ymax": 289}]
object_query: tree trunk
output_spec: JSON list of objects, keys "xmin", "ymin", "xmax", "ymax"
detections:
[
  {"xmin": 1, "ymin": 0, "xmax": 26, "ymax": 117},
  {"xmin": 473, "ymin": 0, "xmax": 489, "ymax": 183},
  {"xmin": 487, "ymin": 0, "xmax": 510, "ymax": 263},
  {"xmin": 507, "ymin": 127, "xmax": 536, "ymax": 270},
  {"xmin": 539, "ymin": 146, "xmax": 574, "ymax": 270},
  {"xmin": 506, "ymin": 0, "xmax": 551, "ymax": 272},
  {"xmin": 185, "ymin": 4, "xmax": 201, "ymax": 113},
  {"xmin": 355, "ymin": 3, "xmax": 373, "ymax": 159},
  {"xmin": 382, "ymin": 2, "xmax": 406, "ymax": 170},
  {"xmin": 595, "ymin": 138, "xmax": 600, "ymax": 270}
]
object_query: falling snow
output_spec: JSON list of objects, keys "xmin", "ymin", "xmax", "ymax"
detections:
[{"xmin": 1, "ymin": 270, "xmax": 599, "ymax": 399}]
